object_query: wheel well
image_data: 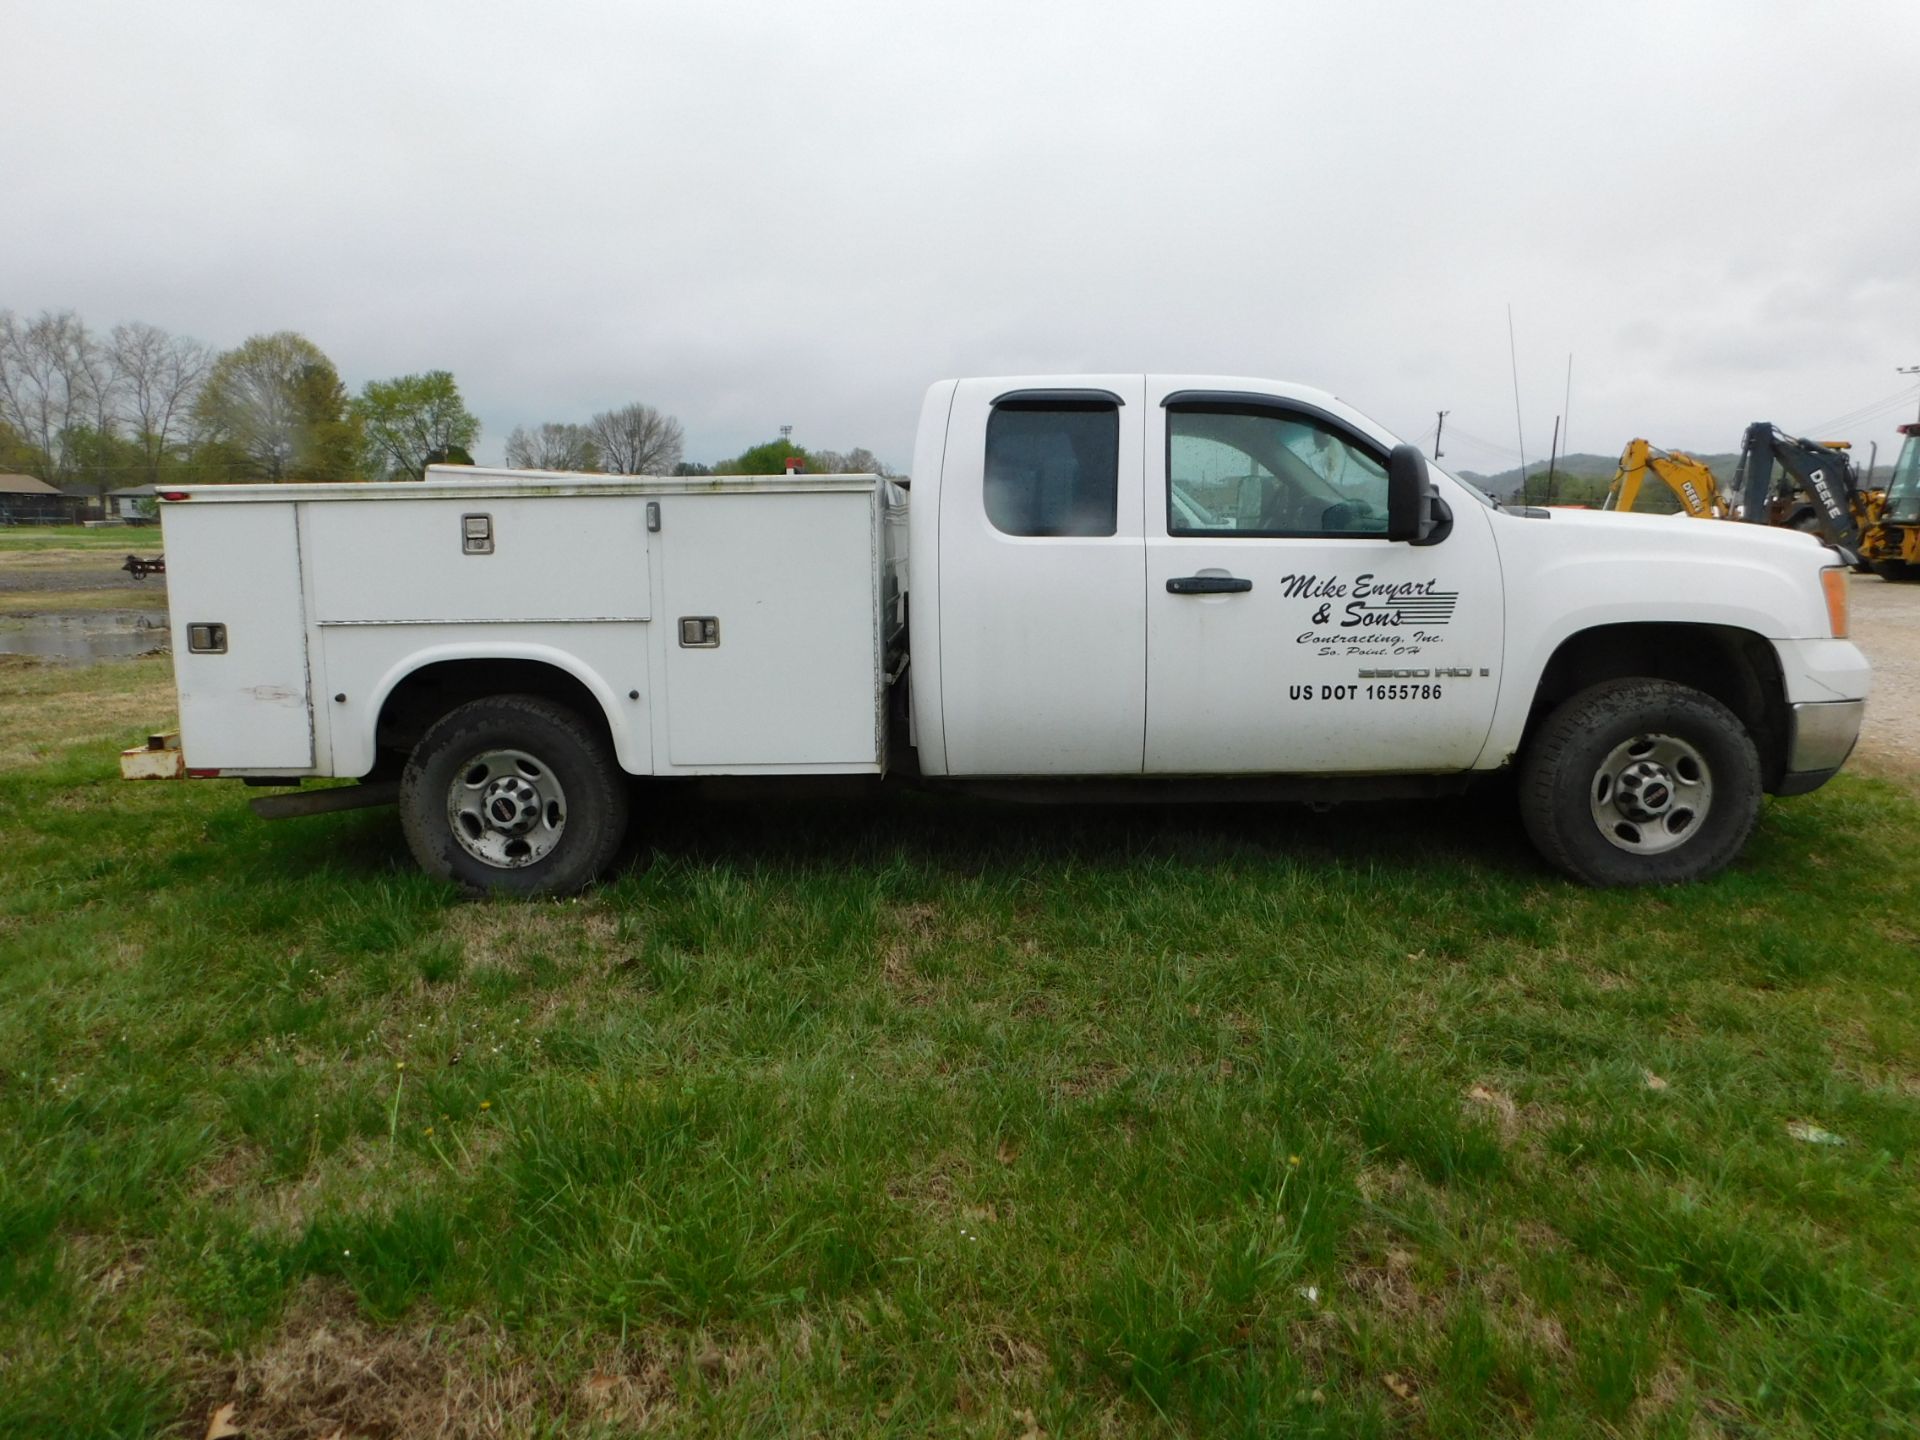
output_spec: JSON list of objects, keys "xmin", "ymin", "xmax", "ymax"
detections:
[
  {"xmin": 1527, "ymin": 624, "xmax": 1790, "ymax": 787},
  {"xmin": 372, "ymin": 660, "xmax": 615, "ymax": 775}
]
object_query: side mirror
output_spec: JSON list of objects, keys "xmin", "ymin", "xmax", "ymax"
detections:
[{"xmin": 1386, "ymin": 444, "xmax": 1452, "ymax": 546}]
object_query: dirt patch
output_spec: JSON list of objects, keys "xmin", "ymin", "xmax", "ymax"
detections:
[
  {"xmin": 442, "ymin": 899, "xmax": 622, "ymax": 969},
  {"xmin": 439, "ymin": 901, "xmax": 630, "ymax": 1027},
  {"xmin": 196, "ymin": 1285, "xmax": 675, "ymax": 1439},
  {"xmin": 1339, "ymin": 1247, "xmax": 1444, "ymax": 1344},
  {"xmin": 0, "ymin": 653, "xmax": 176, "ymax": 770}
]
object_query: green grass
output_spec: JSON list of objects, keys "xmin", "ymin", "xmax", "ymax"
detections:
[
  {"xmin": 0, "ymin": 526, "xmax": 159, "ymax": 552},
  {"xmin": 2, "ymin": 656, "xmax": 1917, "ymax": 1437}
]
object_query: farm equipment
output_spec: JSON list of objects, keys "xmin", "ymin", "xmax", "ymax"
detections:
[
  {"xmin": 1605, "ymin": 423, "xmax": 1918, "ymax": 580},
  {"xmin": 1871, "ymin": 422, "xmax": 1920, "ymax": 580},
  {"xmin": 1601, "ymin": 439, "xmax": 1733, "ymax": 518},
  {"xmin": 120, "ymin": 553, "xmax": 165, "ymax": 579},
  {"xmin": 1731, "ymin": 423, "xmax": 1865, "ymax": 554}
]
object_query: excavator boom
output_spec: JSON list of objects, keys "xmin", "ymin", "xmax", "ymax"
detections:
[
  {"xmin": 1603, "ymin": 439, "xmax": 1729, "ymax": 518},
  {"xmin": 1732, "ymin": 422, "xmax": 1863, "ymax": 555}
]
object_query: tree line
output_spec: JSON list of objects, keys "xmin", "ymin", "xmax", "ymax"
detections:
[
  {"xmin": 0, "ymin": 311, "xmax": 486, "ymax": 497},
  {"xmin": 1, "ymin": 306, "xmax": 892, "ymax": 499},
  {"xmin": 502, "ymin": 419, "xmax": 891, "ymax": 479}
]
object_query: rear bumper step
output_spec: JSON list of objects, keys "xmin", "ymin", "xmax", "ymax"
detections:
[{"xmin": 120, "ymin": 733, "xmax": 183, "ymax": 781}]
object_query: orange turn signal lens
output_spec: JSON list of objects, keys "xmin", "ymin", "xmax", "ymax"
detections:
[{"xmin": 1821, "ymin": 566, "xmax": 1849, "ymax": 638}]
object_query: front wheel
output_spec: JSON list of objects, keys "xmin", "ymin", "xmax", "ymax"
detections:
[
  {"xmin": 400, "ymin": 694, "xmax": 629, "ymax": 896},
  {"xmin": 1518, "ymin": 679, "xmax": 1761, "ymax": 886}
]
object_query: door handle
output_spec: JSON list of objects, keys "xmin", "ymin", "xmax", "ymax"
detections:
[{"xmin": 1166, "ymin": 575, "xmax": 1253, "ymax": 595}]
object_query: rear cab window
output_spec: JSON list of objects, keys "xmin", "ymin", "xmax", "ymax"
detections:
[{"xmin": 984, "ymin": 400, "xmax": 1119, "ymax": 537}]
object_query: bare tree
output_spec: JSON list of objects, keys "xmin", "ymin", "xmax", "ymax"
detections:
[
  {"xmin": 804, "ymin": 446, "xmax": 892, "ymax": 477},
  {"xmin": 504, "ymin": 421, "xmax": 600, "ymax": 472},
  {"xmin": 112, "ymin": 321, "xmax": 211, "ymax": 486},
  {"xmin": 0, "ymin": 309, "xmax": 102, "ymax": 484},
  {"xmin": 843, "ymin": 447, "xmax": 892, "ymax": 477},
  {"xmin": 586, "ymin": 402, "xmax": 683, "ymax": 475}
]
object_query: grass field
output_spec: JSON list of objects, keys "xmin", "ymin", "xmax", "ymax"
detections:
[
  {"xmin": 2, "ymin": 654, "xmax": 1917, "ymax": 1437},
  {"xmin": 0, "ymin": 526, "xmax": 158, "ymax": 552}
]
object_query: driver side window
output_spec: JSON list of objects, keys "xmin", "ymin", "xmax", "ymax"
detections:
[{"xmin": 1168, "ymin": 406, "xmax": 1389, "ymax": 537}]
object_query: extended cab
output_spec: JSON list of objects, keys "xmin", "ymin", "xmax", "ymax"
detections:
[{"xmin": 148, "ymin": 375, "xmax": 1869, "ymax": 891}]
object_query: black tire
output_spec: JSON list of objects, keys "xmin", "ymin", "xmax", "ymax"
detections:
[
  {"xmin": 1871, "ymin": 559, "xmax": 1916, "ymax": 583},
  {"xmin": 399, "ymin": 694, "xmax": 629, "ymax": 896},
  {"xmin": 1518, "ymin": 678, "xmax": 1761, "ymax": 887}
]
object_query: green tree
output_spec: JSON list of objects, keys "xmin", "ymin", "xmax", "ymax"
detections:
[
  {"xmin": 720, "ymin": 438, "xmax": 812, "ymax": 474},
  {"xmin": 61, "ymin": 423, "xmax": 146, "ymax": 501},
  {"xmin": 352, "ymin": 370, "xmax": 482, "ymax": 481},
  {"xmin": 193, "ymin": 332, "xmax": 359, "ymax": 481},
  {"xmin": 0, "ymin": 418, "xmax": 49, "ymax": 476}
]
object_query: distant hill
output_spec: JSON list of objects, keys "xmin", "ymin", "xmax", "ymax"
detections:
[{"xmin": 1457, "ymin": 450, "xmax": 1741, "ymax": 509}]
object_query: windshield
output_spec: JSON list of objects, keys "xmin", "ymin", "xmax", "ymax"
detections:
[
  {"xmin": 1887, "ymin": 433, "xmax": 1920, "ymax": 524},
  {"xmin": 1432, "ymin": 463, "xmax": 1498, "ymax": 509}
]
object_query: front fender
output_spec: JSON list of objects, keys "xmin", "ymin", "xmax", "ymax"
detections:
[{"xmin": 1477, "ymin": 517, "xmax": 1835, "ymax": 766}]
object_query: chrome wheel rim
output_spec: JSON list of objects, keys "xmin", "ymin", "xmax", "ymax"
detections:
[
  {"xmin": 446, "ymin": 748, "xmax": 567, "ymax": 868},
  {"xmin": 1589, "ymin": 732, "xmax": 1712, "ymax": 855}
]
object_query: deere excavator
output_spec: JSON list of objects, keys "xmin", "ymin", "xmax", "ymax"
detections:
[
  {"xmin": 1602, "ymin": 422, "xmax": 1920, "ymax": 581},
  {"xmin": 1601, "ymin": 439, "xmax": 1732, "ymax": 518}
]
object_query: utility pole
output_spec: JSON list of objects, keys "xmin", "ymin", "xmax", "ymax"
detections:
[
  {"xmin": 1433, "ymin": 410, "xmax": 1449, "ymax": 461},
  {"xmin": 1900, "ymin": 365, "xmax": 1920, "ymax": 423}
]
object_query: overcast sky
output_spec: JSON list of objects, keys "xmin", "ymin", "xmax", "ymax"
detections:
[{"xmin": 7, "ymin": 0, "xmax": 1919, "ymax": 476}]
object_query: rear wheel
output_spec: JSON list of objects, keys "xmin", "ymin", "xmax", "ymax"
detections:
[
  {"xmin": 1518, "ymin": 679, "xmax": 1760, "ymax": 886},
  {"xmin": 400, "ymin": 694, "xmax": 629, "ymax": 895}
]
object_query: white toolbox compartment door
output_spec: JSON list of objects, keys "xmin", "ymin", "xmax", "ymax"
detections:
[
  {"xmin": 662, "ymin": 489, "xmax": 880, "ymax": 767},
  {"xmin": 165, "ymin": 503, "xmax": 315, "ymax": 770}
]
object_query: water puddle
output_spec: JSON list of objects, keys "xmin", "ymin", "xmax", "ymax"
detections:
[{"xmin": 0, "ymin": 611, "xmax": 171, "ymax": 664}]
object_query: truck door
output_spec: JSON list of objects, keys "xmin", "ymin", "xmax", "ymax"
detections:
[
  {"xmin": 935, "ymin": 378, "xmax": 1146, "ymax": 774},
  {"xmin": 1143, "ymin": 387, "xmax": 1502, "ymax": 774}
]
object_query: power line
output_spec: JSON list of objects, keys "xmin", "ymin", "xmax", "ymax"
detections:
[
  {"xmin": 1898, "ymin": 366, "xmax": 1920, "ymax": 425},
  {"xmin": 1804, "ymin": 383, "xmax": 1920, "ymax": 436}
]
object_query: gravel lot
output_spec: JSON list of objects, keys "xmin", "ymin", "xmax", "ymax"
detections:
[
  {"xmin": 0, "ymin": 548, "xmax": 162, "ymax": 598},
  {"xmin": 1848, "ymin": 573, "xmax": 1920, "ymax": 783}
]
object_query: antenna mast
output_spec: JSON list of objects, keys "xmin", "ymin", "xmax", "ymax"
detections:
[{"xmin": 1507, "ymin": 305, "xmax": 1529, "ymax": 498}]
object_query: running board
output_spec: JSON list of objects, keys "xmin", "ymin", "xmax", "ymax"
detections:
[{"xmin": 249, "ymin": 781, "xmax": 400, "ymax": 821}]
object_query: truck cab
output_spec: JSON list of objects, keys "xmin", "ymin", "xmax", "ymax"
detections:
[{"xmin": 910, "ymin": 376, "xmax": 1503, "ymax": 779}]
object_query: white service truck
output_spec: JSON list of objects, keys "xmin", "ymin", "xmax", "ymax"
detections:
[{"xmin": 146, "ymin": 375, "xmax": 1869, "ymax": 892}]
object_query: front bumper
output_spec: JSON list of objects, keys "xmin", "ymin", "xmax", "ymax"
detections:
[{"xmin": 1774, "ymin": 699, "xmax": 1865, "ymax": 796}]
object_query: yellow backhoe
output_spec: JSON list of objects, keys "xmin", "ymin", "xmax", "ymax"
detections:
[
  {"xmin": 1602, "ymin": 427, "xmax": 1919, "ymax": 581},
  {"xmin": 1873, "ymin": 422, "xmax": 1920, "ymax": 580},
  {"xmin": 1601, "ymin": 439, "xmax": 1732, "ymax": 518}
]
